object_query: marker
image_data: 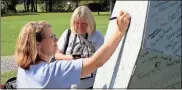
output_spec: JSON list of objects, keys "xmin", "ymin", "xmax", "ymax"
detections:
[
  {"xmin": 109, "ymin": 17, "xmax": 117, "ymax": 20},
  {"xmin": 109, "ymin": 16, "xmax": 131, "ymax": 32}
]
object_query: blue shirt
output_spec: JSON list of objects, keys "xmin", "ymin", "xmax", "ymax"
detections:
[{"xmin": 17, "ymin": 59, "xmax": 83, "ymax": 89}]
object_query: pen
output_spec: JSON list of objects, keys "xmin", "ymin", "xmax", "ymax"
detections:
[
  {"xmin": 109, "ymin": 17, "xmax": 117, "ymax": 20},
  {"xmin": 109, "ymin": 16, "xmax": 131, "ymax": 31}
]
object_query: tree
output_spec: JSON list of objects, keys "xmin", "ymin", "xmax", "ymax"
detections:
[
  {"xmin": 26, "ymin": 0, "xmax": 30, "ymax": 12},
  {"xmin": 24, "ymin": 0, "xmax": 37, "ymax": 12},
  {"xmin": 73, "ymin": 0, "xmax": 80, "ymax": 7},
  {"xmin": 87, "ymin": 3, "xmax": 101, "ymax": 15},
  {"xmin": 35, "ymin": 0, "xmax": 37, "ymax": 12},
  {"xmin": 2, "ymin": 0, "xmax": 18, "ymax": 13},
  {"xmin": 48, "ymin": 0, "xmax": 52, "ymax": 12},
  {"xmin": 44, "ymin": 0, "xmax": 48, "ymax": 12},
  {"xmin": 24, "ymin": 0, "xmax": 27, "ymax": 11},
  {"xmin": 31, "ymin": 0, "xmax": 35, "ymax": 12}
]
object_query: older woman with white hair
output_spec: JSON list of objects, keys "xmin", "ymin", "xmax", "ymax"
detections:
[{"xmin": 55, "ymin": 6, "xmax": 104, "ymax": 89}]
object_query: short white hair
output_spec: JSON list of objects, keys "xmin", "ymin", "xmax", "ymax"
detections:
[{"xmin": 70, "ymin": 6, "xmax": 96, "ymax": 35}]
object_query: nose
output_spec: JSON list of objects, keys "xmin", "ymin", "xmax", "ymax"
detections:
[
  {"xmin": 77, "ymin": 23, "xmax": 84, "ymax": 29},
  {"xmin": 79, "ymin": 23, "xmax": 82, "ymax": 28}
]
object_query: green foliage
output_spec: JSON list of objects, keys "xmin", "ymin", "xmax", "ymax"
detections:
[
  {"xmin": 1, "ymin": 2, "xmax": 8, "ymax": 14},
  {"xmin": 1, "ymin": 0, "xmax": 18, "ymax": 13}
]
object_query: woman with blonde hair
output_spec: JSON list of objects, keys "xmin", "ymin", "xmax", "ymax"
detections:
[
  {"xmin": 55, "ymin": 6, "xmax": 104, "ymax": 88},
  {"xmin": 15, "ymin": 10, "xmax": 130, "ymax": 88}
]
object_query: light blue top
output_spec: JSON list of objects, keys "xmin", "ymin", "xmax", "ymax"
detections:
[{"xmin": 16, "ymin": 59, "xmax": 83, "ymax": 89}]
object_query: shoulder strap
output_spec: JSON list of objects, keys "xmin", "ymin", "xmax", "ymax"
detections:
[
  {"xmin": 3, "ymin": 77, "xmax": 16, "ymax": 89},
  {"xmin": 63, "ymin": 29, "xmax": 71, "ymax": 54}
]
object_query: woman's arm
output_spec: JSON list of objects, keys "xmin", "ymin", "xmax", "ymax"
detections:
[
  {"xmin": 55, "ymin": 50, "xmax": 73, "ymax": 60},
  {"xmin": 81, "ymin": 11, "xmax": 131, "ymax": 77}
]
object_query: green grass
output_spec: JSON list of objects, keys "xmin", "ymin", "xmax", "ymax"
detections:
[
  {"xmin": 1, "ymin": 12, "xmax": 110, "ymax": 56},
  {"xmin": 1, "ymin": 70, "xmax": 17, "ymax": 84}
]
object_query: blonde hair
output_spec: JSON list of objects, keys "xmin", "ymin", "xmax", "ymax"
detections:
[
  {"xmin": 70, "ymin": 6, "xmax": 96, "ymax": 35},
  {"xmin": 15, "ymin": 21, "xmax": 51, "ymax": 70}
]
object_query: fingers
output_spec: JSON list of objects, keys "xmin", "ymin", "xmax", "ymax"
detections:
[
  {"xmin": 117, "ymin": 11, "xmax": 124, "ymax": 22},
  {"xmin": 126, "ymin": 14, "xmax": 131, "ymax": 19},
  {"xmin": 118, "ymin": 11, "xmax": 130, "ymax": 23},
  {"xmin": 123, "ymin": 13, "xmax": 130, "ymax": 20},
  {"xmin": 124, "ymin": 14, "xmax": 130, "ymax": 23},
  {"xmin": 117, "ymin": 11, "xmax": 130, "ymax": 25},
  {"xmin": 123, "ymin": 12, "xmax": 129, "ymax": 17},
  {"xmin": 119, "ymin": 10, "xmax": 124, "ymax": 16},
  {"xmin": 125, "ymin": 14, "xmax": 131, "ymax": 24},
  {"xmin": 116, "ymin": 10, "xmax": 131, "ymax": 33},
  {"xmin": 120, "ymin": 11, "xmax": 129, "ymax": 18}
]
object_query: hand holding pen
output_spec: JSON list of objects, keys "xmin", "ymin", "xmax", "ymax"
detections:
[{"xmin": 109, "ymin": 11, "xmax": 131, "ymax": 34}]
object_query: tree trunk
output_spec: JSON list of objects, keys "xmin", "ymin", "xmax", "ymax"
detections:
[
  {"xmin": 33, "ymin": 1, "xmax": 36, "ymax": 12},
  {"xmin": 11, "ymin": 0, "xmax": 17, "ymax": 13},
  {"xmin": 45, "ymin": 0, "xmax": 48, "ymax": 12},
  {"xmin": 31, "ymin": 0, "xmax": 34, "ymax": 12},
  {"xmin": 35, "ymin": 0, "xmax": 37, "ymax": 12},
  {"xmin": 24, "ymin": 0, "xmax": 26, "ymax": 12},
  {"xmin": 27, "ymin": 0, "xmax": 30, "ymax": 12},
  {"xmin": 49, "ymin": 0, "xmax": 52, "ymax": 12},
  {"xmin": 76, "ymin": 0, "xmax": 79, "ymax": 7},
  {"xmin": 13, "ymin": 4, "xmax": 16, "ymax": 13},
  {"xmin": 5, "ymin": 0, "xmax": 9, "ymax": 6},
  {"xmin": 97, "ymin": 4, "xmax": 100, "ymax": 15}
]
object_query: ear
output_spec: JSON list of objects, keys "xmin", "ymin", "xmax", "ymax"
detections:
[{"xmin": 37, "ymin": 42, "xmax": 41, "ymax": 49}]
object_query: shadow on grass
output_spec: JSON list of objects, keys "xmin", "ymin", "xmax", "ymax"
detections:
[{"xmin": 1, "ymin": 13, "xmax": 39, "ymax": 17}]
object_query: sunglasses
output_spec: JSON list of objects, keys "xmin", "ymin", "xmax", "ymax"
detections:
[{"xmin": 42, "ymin": 34, "xmax": 57, "ymax": 41}]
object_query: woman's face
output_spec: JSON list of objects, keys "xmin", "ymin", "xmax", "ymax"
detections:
[
  {"xmin": 38, "ymin": 27, "xmax": 57, "ymax": 56},
  {"xmin": 74, "ymin": 17, "xmax": 88, "ymax": 34}
]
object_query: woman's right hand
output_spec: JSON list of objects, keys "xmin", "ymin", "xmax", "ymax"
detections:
[
  {"xmin": 117, "ymin": 10, "xmax": 131, "ymax": 34},
  {"xmin": 55, "ymin": 50, "xmax": 74, "ymax": 60}
]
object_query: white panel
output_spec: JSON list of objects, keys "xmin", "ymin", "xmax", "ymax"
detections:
[{"xmin": 94, "ymin": 1, "xmax": 148, "ymax": 88}]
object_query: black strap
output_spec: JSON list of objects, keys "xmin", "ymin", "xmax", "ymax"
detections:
[
  {"xmin": 3, "ymin": 77, "xmax": 16, "ymax": 89},
  {"xmin": 63, "ymin": 29, "xmax": 71, "ymax": 54},
  {"xmin": 86, "ymin": 86, "xmax": 93, "ymax": 89},
  {"xmin": 82, "ymin": 33, "xmax": 88, "ymax": 39},
  {"xmin": 80, "ymin": 73, "xmax": 93, "ymax": 80}
]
